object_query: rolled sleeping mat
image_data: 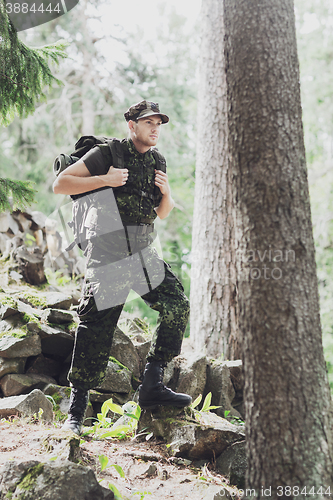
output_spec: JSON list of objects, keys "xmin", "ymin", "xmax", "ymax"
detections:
[{"xmin": 53, "ymin": 154, "xmax": 79, "ymax": 177}]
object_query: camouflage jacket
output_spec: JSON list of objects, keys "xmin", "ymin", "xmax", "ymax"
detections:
[{"xmin": 95, "ymin": 138, "xmax": 165, "ymax": 225}]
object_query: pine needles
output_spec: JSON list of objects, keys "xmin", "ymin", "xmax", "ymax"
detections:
[
  {"xmin": 0, "ymin": 178, "xmax": 36, "ymax": 212},
  {"xmin": 0, "ymin": 0, "xmax": 68, "ymax": 126}
]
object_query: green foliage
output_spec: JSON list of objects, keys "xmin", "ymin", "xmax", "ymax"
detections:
[
  {"xmin": 224, "ymin": 410, "xmax": 244, "ymax": 426},
  {"xmin": 189, "ymin": 392, "xmax": 221, "ymax": 422},
  {"xmin": 82, "ymin": 398, "xmax": 141, "ymax": 440},
  {"xmin": 0, "ymin": 0, "xmax": 68, "ymax": 126},
  {"xmin": 108, "ymin": 483, "xmax": 123, "ymax": 500},
  {"xmin": 0, "ymin": 178, "xmax": 35, "ymax": 212},
  {"xmin": 98, "ymin": 455, "xmax": 125, "ymax": 478}
]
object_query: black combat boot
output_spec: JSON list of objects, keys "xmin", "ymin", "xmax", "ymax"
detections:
[
  {"xmin": 139, "ymin": 361, "xmax": 192, "ymax": 409},
  {"xmin": 61, "ymin": 387, "xmax": 89, "ymax": 435}
]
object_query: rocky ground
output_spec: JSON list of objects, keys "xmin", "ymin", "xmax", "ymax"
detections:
[{"xmin": 0, "ymin": 415, "xmax": 241, "ymax": 500}]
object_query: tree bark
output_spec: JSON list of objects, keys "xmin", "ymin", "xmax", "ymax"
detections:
[
  {"xmin": 190, "ymin": 0, "xmax": 239, "ymax": 360},
  {"xmin": 223, "ymin": 0, "xmax": 333, "ymax": 493}
]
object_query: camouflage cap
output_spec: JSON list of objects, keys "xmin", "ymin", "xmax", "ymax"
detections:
[{"xmin": 124, "ymin": 100, "xmax": 169, "ymax": 124}]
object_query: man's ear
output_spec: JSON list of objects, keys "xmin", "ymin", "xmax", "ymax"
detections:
[{"xmin": 128, "ymin": 120, "xmax": 136, "ymax": 131}]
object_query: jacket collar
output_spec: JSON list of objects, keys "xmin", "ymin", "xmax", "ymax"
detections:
[{"xmin": 127, "ymin": 138, "xmax": 152, "ymax": 158}]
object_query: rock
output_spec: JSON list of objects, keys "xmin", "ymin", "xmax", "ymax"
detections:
[
  {"xmin": 96, "ymin": 360, "xmax": 132, "ymax": 394},
  {"xmin": 44, "ymin": 384, "xmax": 95, "ymax": 425},
  {"xmin": 0, "ymin": 303, "xmax": 18, "ymax": 320},
  {"xmin": 133, "ymin": 339, "xmax": 151, "ymax": 376},
  {"xmin": 14, "ymin": 212, "xmax": 32, "ymax": 232},
  {"xmin": 109, "ymin": 328, "xmax": 140, "ymax": 379},
  {"xmin": 0, "ymin": 313, "xmax": 24, "ymax": 334},
  {"xmin": 204, "ymin": 360, "xmax": 243, "ymax": 419},
  {"xmin": 41, "ymin": 308, "xmax": 75, "ymax": 324},
  {"xmin": 176, "ymin": 354, "xmax": 207, "ymax": 401},
  {"xmin": 25, "ymin": 354, "xmax": 62, "ymax": 378},
  {"xmin": 0, "ymin": 389, "xmax": 53, "ymax": 421},
  {"xmin": 30, "ymin": 210, "xmax": 47, "ymax": 230},
  {"xmin": 13, "ymin": 245, "xmax": 46, "ymax": 285},
  {"xmin": 216, "ymin": 440, "xmax": 247, "ymax": 489},
  {"xmin": 140, "ymin": 408, "xmax": 245, "ymax": 460},
  {"xmin": 27, "ymin": 322, "xmax": 74, "ymax": 359},
  {"xmin": 0, "ymin": 232, "xmax": 10, "ymax": 254},
  {"xmin": 42, "ymin": 431, "xmax": 81, "ymax": 462},
  {"xmin": 41, "ymin": 291, "xmax": 73, "ymax": 310},
  {"xmin": 228, "ymin": 360, "xmax": 244, "ymax": 418},
  {"xmin": 0, "ymin": 459, "xmax": 114, "ymax": 500},
  {"xmin": 0, "ymin": 357, "xmax": 26, "ymax": 378},
  {"xmin": 0, "ymin": 294, "xmax": 18, "ymax": 319},
  {"xmin": 58, "ymin": 362, "xmax": 71, "ymax": 387},
  {"xmin": 0, "ymin": 334, "xmax": 41, "ymax": 358},
  {"xmin": 0, "ymin": 373, "xmax": 57, "ymax": 397},
  {"xmin": 0, "ymin": 212, "xmax": 19, "ymax": 233}
]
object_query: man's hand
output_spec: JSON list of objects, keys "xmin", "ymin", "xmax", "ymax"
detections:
[
  {"xmin": 102, "ymin": 166, "xmax": 128, "ymax": 187},
  {"xmin": 154, "ymin": 169, "xmax": 174, "ymax": 219},
  {"xmin": 155, "ymin": 169, "xmax": 170, "ymax": 195}
]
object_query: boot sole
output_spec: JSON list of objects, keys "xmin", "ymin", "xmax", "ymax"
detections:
[{"xmin": 139, "ymin": 401, "xmax": 191, "ymax": 410}]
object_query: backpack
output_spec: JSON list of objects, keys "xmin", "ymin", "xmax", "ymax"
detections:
[{"xmin": 53, "ymin": 135, "xmax": 166, "ymax": 252}]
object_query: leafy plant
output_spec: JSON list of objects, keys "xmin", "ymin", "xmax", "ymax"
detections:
[
  {"xmin": 224, "ymin": 410, "xmax": 244, "ymax": 425},
  {"xmin": 82, "ymin": 398, "xmax": 141, "ymax": 440},
  {"xmin": 108, "ymin": 482, "xmax": 123, "ymax": 500},
  {"xmin": 132, "ymin": 491, "xmax": 152, "ymax": 499},
  {"xmin": 189, "ymin": 392, "xmax": 221, "ymax": 422},
  {"xmin": 98, "ymin": 454, "xmax": 125, "ymax": 477}
]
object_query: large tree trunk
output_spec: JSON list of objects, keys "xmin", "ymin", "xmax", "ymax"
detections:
[
  {"xmin": 223, "ymin": 0, "xmax": 333, "ymax": 492},
  {"xmin": 190, "ymin": 0, "xmax": 239, "ymax": 360}
]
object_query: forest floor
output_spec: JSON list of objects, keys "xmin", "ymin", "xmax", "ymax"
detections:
[{"xmin": 0, "ymin": 416, "xmax": 240, "ymax": 500}]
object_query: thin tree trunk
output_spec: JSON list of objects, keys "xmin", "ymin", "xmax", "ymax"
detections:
[
  {"xmin": 223, "ymin": 0, "xmax": 333, "ymax": 492},
  {"xmin": 190, "ymin": 0, "xmax": 239, "ymax": 360}
]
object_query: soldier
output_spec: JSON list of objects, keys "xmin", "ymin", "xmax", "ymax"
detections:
[{"xmin": 53, "ymin": 100, "xmax": 191, "ymax": 435}]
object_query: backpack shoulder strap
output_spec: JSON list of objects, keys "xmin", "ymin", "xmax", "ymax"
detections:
[
  {"xmin": 151, "ymin": 148, "xmax": 167, "ymax": 173},
  {"xmin": 108, "ymin": 138, "xmax": 124, "ymax": 170}
]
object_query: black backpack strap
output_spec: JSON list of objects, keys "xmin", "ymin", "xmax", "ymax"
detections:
[
  {"xmin": 151, "ymin": 148, "xmax": 167, "ymax": 204},
  {"xmin": 108, "ymin": 138, "xmax": 124, "ymax": 169},
  {"xmin": 152, "ymin": 148, "xmax": 167, "ymax": 173}
]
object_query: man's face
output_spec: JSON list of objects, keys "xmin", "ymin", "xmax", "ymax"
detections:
[{"xmin": 130, "ymin": 115, "xmax": 163, "ymax": 148}]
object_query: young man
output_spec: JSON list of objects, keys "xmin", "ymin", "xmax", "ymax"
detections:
[{"xmin": 53, "ymin": 100, "xmax": 191, "ymax": 434}]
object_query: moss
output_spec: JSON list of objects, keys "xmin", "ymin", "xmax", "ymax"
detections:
[
  {"xmin": 0, "ymin": 294, "xmax": 17, "ymax": 309},
  {"xmin": 51, "ymin": 392, "xmax": 63, "ymax": 405},
  {"xmin": 109, "ymin": 356, "xmax": 129, "ymax": 372},
  {"xmin": 0, "ymin": 329, "xmax": 27, "ymax": 340},
  {"xmin": 64, "ymin": 387, "xmax": 71, "ymax": 398},
  {"xmin": 22, "ymin": 313, "xmax": 41, "ymax": 326},
  {"xmin": 17, "ymin": 463, "xmax": 44, "ymax": 491},
  {"xmin": 20, "ymin": 292, "xmax": 47, "ymax": 309},
  {"xmin": 67, "ymin": 321, "xmax": 78, "ymax": 331}
]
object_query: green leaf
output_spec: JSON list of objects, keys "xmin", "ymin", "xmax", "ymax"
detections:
[
  {"xmin": 108, "ymin": 483, "xmax": 123, "ymax": 500},
  {"xmin": 201, "ymin": 392, "xmax": 212, "ymax": 412},
  {"xmin": 99, "ymin": 425, "xmax": 131, "ymax": 439},
  {"xmin": 107, "ymin": 402, "xmax": 124, "ymax": 416},
  {"xmin": 99, "ymin": 454, "xmax": 109, "ymax": 472},
  {"xmin": 111, "ymin": 464, "xmax": 125, "ymax": 478},
  {"xmin": 224, "ymin": 410, "xmax": 231, "ymax": 418},
  {"xmin": 191, "ymin": 394, "xmax": 202, "ymax": 409}
]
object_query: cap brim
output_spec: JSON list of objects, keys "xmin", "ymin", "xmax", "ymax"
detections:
[{"xmin": 137, "ymin": 110, "xmax": 169, "ymax": 124}]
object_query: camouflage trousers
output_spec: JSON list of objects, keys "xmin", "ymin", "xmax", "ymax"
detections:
[{"xmin": 68, "ymin": 229, "xmax": 190, "ymax": 390}]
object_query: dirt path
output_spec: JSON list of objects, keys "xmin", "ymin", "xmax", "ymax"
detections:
[{"xmin": 0, "ymin": 417, "xmax": 240, "ymax": 500}]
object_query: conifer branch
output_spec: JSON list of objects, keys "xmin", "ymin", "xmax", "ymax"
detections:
[
  {"xmin": 0, "ymin": 178, "xmax": 36, "ymax": 213},
  {"xmin": 0, "ymin": 2, "xmax": 69, "ymax": 126}
]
